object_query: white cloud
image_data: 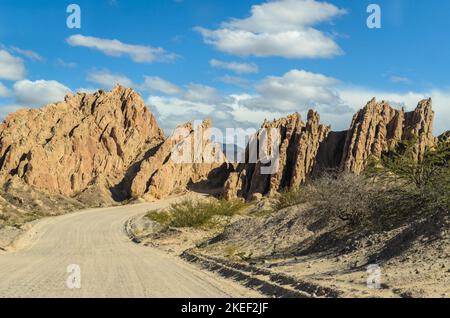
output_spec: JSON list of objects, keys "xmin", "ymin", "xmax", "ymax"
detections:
[
  {"xmin": 10, "ymin": 47, "xmax": 44, "ymax": 62},
  {"xmin": 196, "ymin": 0, "xmax": 346, "ymax": 58},
  {"xmin": 227, "ymin": 94, "xmax": 285, "ymax": 125},
  {"xmin": 146, "ymin": 67, "xmax": 449, "ymax": 137},
  {"xmin": 67, "ymin": 34, "xmax": 177, "ymax": 63},
  {"xmin": 0, "ymin": 50, "xmax": 26, "ymax": 80},
  {"xmin": 242, "ymin": 69, "xmax": 351, "ymax": 114},
  {"xmin": 0, "ymin": 82, "xmax": 10, "ymax": 97},
  {"xmin": 141, "ymin": 76, "xmax": 182, "ymax": 95},
  {"xmin": 149, "ymin": 96, "xmax": 215, "ymax": 119},
  {"xmin": 147, "ymin": 95, "xmax": 217, "ymax": 134},
  {"xmin": 218, "ymin": 75, "xmax": 250, "ymax": 87},
  {"xmin": 13, "ymin": 80, "xmax": 71, "ymax": 107},
  {"xmin": 183, "ymin": 84, "xmax": 222, "ymax": 103},
  {"xmin": 209, "ymin": 59, "xmax": 258, "ymax": 74},
  {"xmin": 223, "ymin": 0, "xmax": 346, "ymax": 32},
  {"xmin": 87, "ymin": 69, "xmax": 133, "ymax": 89}
]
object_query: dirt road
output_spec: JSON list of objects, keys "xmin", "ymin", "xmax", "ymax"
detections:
[{"xmin": 0, "ymin": 201, "xmax": 259, "ymax": 298}]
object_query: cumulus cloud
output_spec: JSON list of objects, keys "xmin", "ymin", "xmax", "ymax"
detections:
[
  {"xmin": 146, "ymin": 69, "xmax": 353, "ymax": 135},
  {"xmin": 147, "ymin": 67, "xmax": 450, "ymax": 137},
  {"xmin": 217, "ymin": 75, "xmax": 250, "ymax": 87},
  {"xmin": 141, "ymin": 76, "xmax": 182, "ymax": 95},
  {"xmin": 149, "ymin": 96, "xmax": 215, "ymax": 119},
  {"xmin": 67, "ymin": 34, "xmax": 177, "ymax": 63},
  {"xmin": 0, "ymin": 82, "xmax": 10, "ymax": 97},
  {"xmin": 148, "ymin": 95, "xmax": 218, "ymax": 134},
  {"xmin": 87, "ymin": 69, "xmax": 133, "ymax": 89},
  {"xmin": 242, "ymin": 69, "xmax": 352, "ymax": 114},
  {"xmin": 196, "ymin": 0, "xmax": 346, "ymax": 58},
  {"xmin": 209, "ymin": 59, "xmax": 258, "ymax": 74},
  {"xmin": 0, "ymin": 50, "xmax": 26, "ymax": 80},
  {"xmin": 183, "ymin": 84, "xmax": 222, "ymax": 104},
  {"xmin": 13, "ymin": 80, "xmax": 71, "ymax": 107}
]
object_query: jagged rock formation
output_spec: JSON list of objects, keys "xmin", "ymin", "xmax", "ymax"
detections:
[
  {"xmin": 224, "ymin": 111, "xmax": 330, "ymax": 200},
  {"xmin": 0, "ymin": 86, "xmax": 441, "ymax": 205},
  {"xmin": 0, "ymin": 86, "xmax": 163, "ymax": 202},
  {"xmin": 130, "ymin": 119, "xmax": 229, "ymax": 201},
  {"xmin": 224, "ymin": 98, "xmax": 437, "ymax": 200},
  {"xmin": 340, "ymin": 98, "xmax": 436, "ymax": 174},
  {"xmin": 438, "ymin": 131, "xmax": 450, "ymax": 143}
]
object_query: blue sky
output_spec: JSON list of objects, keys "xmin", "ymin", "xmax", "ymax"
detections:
[{"xmin": 0, "ymin": 0, "xmax": 449, "ymax": 136}]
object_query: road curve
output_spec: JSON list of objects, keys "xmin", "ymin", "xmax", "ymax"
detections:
[{"xmin": 0, "ymin": 200, "xmax": 259, "ymax": 298}]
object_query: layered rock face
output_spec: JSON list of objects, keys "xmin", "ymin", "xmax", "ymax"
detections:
[
  {"xmin": 130, "ymin": 119, "xmax": 229, "ymax": 201},
  {"xmin": 340, "ymin": 98, "xmax": 436, "ymax": 174},
  {"xmin": 0, "ymin": 86, "xmax": 164, "ymax": 200},
  {"xmin": 224, "ymin": 98, "xmax": 437, "ymax": 200},
  {"xmin": 224, "ymin": 111, "xmax": 330, "ymax": 200}
]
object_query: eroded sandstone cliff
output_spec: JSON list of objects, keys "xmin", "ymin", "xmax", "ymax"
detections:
[
  {"xmin": 0, "ymin": 87, "xmax": 439, "ymax": 205},
  {"xmin": 130, "ymin": 119, "xmax": 229, "ymax": 201},
  {"xmin": 0, "ymin": 86, "xmax": 164, "ymax": 204},
  {"xmin": 224, "ymin": 110, "xmax": 331, "ymax": 200},
  {"xmin": 223, "ymin": 98, "xmax": 437, "ymax": 200},
  {"xmin": 340, "ymin": 98, "xmax": 436, "ymax": 174}
]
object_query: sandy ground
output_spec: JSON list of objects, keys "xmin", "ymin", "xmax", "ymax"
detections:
[
  {"xmin": 0, "ymin": 199, "xmax": 260, "ymax": 298},
  {"xmin": 132, "ymin": 201, "xmax": 449, "ymax": 298}
]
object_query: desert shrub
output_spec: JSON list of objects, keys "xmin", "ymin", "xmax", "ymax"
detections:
[
  {"xmin": 274, "ymin": 187, "xmax": 310, "ymax": 211},
  {"xmin": 146, "ymin": 210, "xmax": 172, "ymax": 226},
  {"xmin": 169, "ymin": 199, "xmax": 213, "ymax": 228},
  {"xmin": 272, "ymin": 173, "xmax": 379, "ymax": 226},
  {"xmin": 367, "ymin": 139, "xmax": 450, "ymax": 217},
  {"xmin": 272, "ymin": 140, "xmax": 449, "ymax": 229},
  {"xmin": 146, "ymin": 198, "xmax": 247, "ymax": 229},
  {"xmin": 224, "ymin": 244, "xmax": 239, "ymax": 259},
  {"xmin": 309, "ymin": 173, "xmax": 378, "ymax": 226}
]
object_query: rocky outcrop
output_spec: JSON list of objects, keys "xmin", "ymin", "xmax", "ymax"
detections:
[
  {"xmin": 224, "ymin": 98, "xmax": 438, "ymax": 200},
  {"xmin": 340, "ymin": 98, "xmax": 436, "ymax": 174},
  {"xmin": 130, "ymin": 119, "xmax": 229, "ymax": 201},
  {"xmin": 0, "ymin": 86, "xmax": 164, "ymax": 202},
  {"xmin": 224, "ymin": 111, "xmax": 330, "ymax": 200}
]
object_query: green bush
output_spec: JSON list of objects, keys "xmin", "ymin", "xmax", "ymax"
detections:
[
  {"xmin": 146, "ymin": 198, "xmax": 247, "ymax": 229},
  {"xmin": 146, "ymin": 210, "xmax": 172, "ymax": 226},
  {"xmin": 169, "ymin": 199, "xmax": 213, "ymax": 228},
  {"xmin": 274, "ymin": 187, "xmax": 310, "ymax": 211}
]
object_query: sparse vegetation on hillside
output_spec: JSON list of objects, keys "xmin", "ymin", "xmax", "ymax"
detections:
[
  {"xmin": 368, "ymin": 139, "xmax": 450, "ymax": 216},
  {"xmin": 272, "ymin": 140, "xmax": 449, "ymax": 229},
  {"xmin": 146, "ymin": 198, "xmax": 248, "ymax": 229}
]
